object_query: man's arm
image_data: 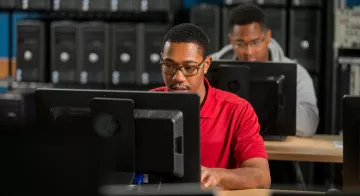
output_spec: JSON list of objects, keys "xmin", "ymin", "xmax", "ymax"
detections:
[
  {"xmin": 295, "ymin": 64, "xmax": 319, "ymax": 137},
  {"xmin": 201, "ymin": 102, "xmax": 270, "ymax": 190},
  {"xmin": 201, "ymin": 158, "xmax": 271, "ymax": 190}
]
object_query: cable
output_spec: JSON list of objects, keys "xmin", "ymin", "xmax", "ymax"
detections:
[
  {"xmin": 157, "ymin": 176, "xmax": 163, "ymax": 192},
  {"xmin": 129, "ymin": 173, "xmax": 136, "ymax": 185}
]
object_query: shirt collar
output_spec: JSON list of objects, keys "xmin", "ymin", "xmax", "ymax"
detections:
[{"xmin": 164, "ymin": 78, "xmax": 215, "ymax": 119}]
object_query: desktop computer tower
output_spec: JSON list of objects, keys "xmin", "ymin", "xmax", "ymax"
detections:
[
  {"xmin": 0, "ymin": 90, "xmax": 35, "ymax": 127},
  {"xmin": 51, "ymin": 21, "xmax": 79, "ymax": 84},
  {"xmin": 263, "ymin": 7, "xmax": 287, "ymax": 52},
  {"xmin": 137, "ymin": 0, "xmax": 182, "ymax": 12},
  {"xmin": 289, "ymin": 5, "xmax": 322, "ymax": 73},
  {"xmin": 16, "ymin": 20, "xmax": 47, "ymax": 82},
  {"xmin": 0, "ymin": 1, "xmax": 16, "ymax": 8},
  {"xmin": 78, "ymin": 22, "xmax": 110, "ymax": 85},
  {"xmin": 53, "ymin": 0, "xmax": 82, "ymax": 11},
  {"xmin": 88, "ymin": 0, "xmax": 110, "ymax": 11},
  {"xmin": 139, "ymin": 23, "xmax": 168, "ymax": 85},
  {"xmin": 117, "ymin": 0, "xmax": 138, "ymax": 11},
  {"xmin": 16, "ymin": 0, "xmax": 51, "ymax": 10},
  {"xmin": 190, "ymin": 4, "xmax": 220, "ymax": 54},
  {"xmin": 111, "ymin": 23, "xmax": 138, "ymax": 85}
]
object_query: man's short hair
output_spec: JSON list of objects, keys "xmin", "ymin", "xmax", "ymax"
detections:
[
  {"xmin": 229, "ymin": 4, "xmax": 267, "ymax": 31},
  {"xmin": 162, "ymin": 23, "xmax": 209, "ymax": 58}
]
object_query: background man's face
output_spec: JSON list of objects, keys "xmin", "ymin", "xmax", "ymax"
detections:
[{"xmin": 228, "ymin": 22, "xmax": 271, "ymax": 62}]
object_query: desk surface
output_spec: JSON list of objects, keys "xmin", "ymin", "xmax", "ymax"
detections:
[
  {"xmin": 219, "ymin": 189, "xmax": 324, "ymax": 196},
  {"xmin": 265, "ymin": 135, "xmax": 343, "ymax": 163}
]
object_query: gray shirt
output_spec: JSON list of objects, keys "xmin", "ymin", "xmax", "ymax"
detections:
[{"xmin": 211, "ymin": 39, "xmax": 319, "ymax": 137}]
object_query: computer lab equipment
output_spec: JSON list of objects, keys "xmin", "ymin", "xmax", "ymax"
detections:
[
  {"xmin": 78, "ymin": 22, "xmax": 111, "ymax": 86},
  {"xmin": 16, "ymin": 0, "xmax": 51, "ymax": 10},
  {"xmin": 0, "ymin": 90, "xmax": 35, "ymax": 128},
  {"xmin": 289, "ymin": 0, "xmax": 322, "ymax": 74},
  {"xmin": 343, "ymin": 95, "xmax": 360, "ymax": 192},
  {"xmin": 51, "ymin": 21, "xmax": 79, "ymax": 84},
  {"xmin": 53, "ymin": 0, "xmax": 83, "ymax": 11},
  {"xmin": 190, "ymin": 4, "xmax": 221, "ymax": 54},
  {"xmin": 139, "ymin": 23, "xmax": 169, "ymax": 86},
  {"xmin": 207, "ymin": 60, "xmax": 297, "ymax": 140},
  {"xmin": 110, "ymin": 23, "xmax": 138, "ymax": 86},
  {"xmin": 0, "ymin": 0, "xmax": 16, "ymax": 8},
  {"xmin": 32, "ymin": 89, "xmax": 201, "ymax": 196},
  {"xmin": 16, "ymin": 20, "xmax": 48, "ymax": 83},
  {"xmin": 137, "ymin": 0, "xmax": 182, "ymax": 12}
]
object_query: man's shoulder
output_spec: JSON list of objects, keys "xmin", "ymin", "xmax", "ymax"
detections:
[
  {"xmin": 280, "ymin": 56, "xmax": 313, "ymax": 79},
  {"xmin": 211, "ymin": 44, "xmax": 234, "ymax": 60},
  {"xmin": 149, "ymin": 86, "xmax": 168, "ymax": 92}
]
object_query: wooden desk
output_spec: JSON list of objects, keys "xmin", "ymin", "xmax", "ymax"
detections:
[
  {"xmin": 219, "ymin": 189, "xmax": 324, "ymax": 196},
  {"xmin": 265, "ymin": 135, "xmax": 343, "ymax": 163}
]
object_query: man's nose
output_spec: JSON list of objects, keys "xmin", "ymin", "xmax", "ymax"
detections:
[
  {"xmin": 245, "ymin": 45, "xmax": 254, "ymax": 55},
  {"xmin": 172, "ymin": 70, "xmax": 186, "ymax": 83}
]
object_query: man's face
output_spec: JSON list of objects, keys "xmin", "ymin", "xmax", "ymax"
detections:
[
  {"xmin": 228, "ymin": 22, "xmax": 271, "ymax": 62},
  {"xmin": 161, "ymin": 42, "xmax": 211, "ymax": 93}
]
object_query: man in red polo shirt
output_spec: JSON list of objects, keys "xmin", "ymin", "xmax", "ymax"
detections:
[{"xmin": 151, "ymin": 23, "xmax": 270, "ymax": 190}]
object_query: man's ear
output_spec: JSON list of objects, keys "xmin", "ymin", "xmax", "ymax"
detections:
[
  {"xmin": 203, "ymin": 56, "xmax": 212, "ymax": 75},
  {"xmin": 265, "ymin": 29, "xmax": 272, "ymax": 44},
  {"xmin": 227, "ymin": 33, "xmax": 232, "ymax": 44}
]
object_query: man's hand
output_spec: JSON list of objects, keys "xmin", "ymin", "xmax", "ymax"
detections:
[
  {"xmin": 201, "ymin": 166, "xmax": 225, "ymax": 188},
  {"xmin": 200, "ymin": 158, "xmax": 270, "ymax": 190}
]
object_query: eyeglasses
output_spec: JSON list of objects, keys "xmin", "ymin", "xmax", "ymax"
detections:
[
  {"xmin": 233, "ymin": 32, "xmax": 267, "ymax": 50},
  {"xmin": 160, "ymin": 58, "xmax": 206, "ymax": 77}
]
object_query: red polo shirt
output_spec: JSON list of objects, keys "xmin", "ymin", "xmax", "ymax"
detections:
[{"xmin": 150, "ymin": 78, "xmax": 268, "ymax": 168}]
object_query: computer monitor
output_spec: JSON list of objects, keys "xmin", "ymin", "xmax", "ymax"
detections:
[
  {"xmin": 206, "ymin": 60, "xmax": 297, "ymax": 140},
  {"xmin": 31, "ymin": 89, "xmax": 201, "ymax": 196},
  {"xmin": 343, "ymin": 95, "xmax": 360, "ymax": 191},
  {"xmin": 272, "ymin": 192, "xmax": 357, "ymax": 196},
  {"xmin": 99, "ymin": 183, "xmax": 215, "ymax": 196}
]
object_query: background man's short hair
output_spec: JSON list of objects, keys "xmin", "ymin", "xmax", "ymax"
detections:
[
  {"xmin": 229, "ymin": 4, "xmax": 267, "ymax": 31},
  {"xmin": 162, "ymin": 23, "xmax": 210, "ymax": 58}
]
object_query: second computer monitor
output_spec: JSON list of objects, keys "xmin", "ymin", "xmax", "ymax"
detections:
[
  {"xmin": 343, "ymin": 95, "xmax": 360, "ymax": 192},
  {"xmin": 207, "ymin": 60, "xmax": 297, "ymax": 138},
  {"xmin": 32, "ymin": 89, "xmax": 201, "ymax": 196}
]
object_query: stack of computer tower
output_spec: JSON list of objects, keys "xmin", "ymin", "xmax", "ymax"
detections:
[
  {"xmin": 17, "ymin": 19, "xmax": 169, "ymax": 87},
  {"xmin": 288, "ymin": 0, "xmax": 322, "ymax": 94},
  {"xmin": 14, "ymin": 0, "xmax": 178, "ymax": 88},
  {"xmin": 289, "ymin": 0, "xmax": 322, "ymax": 74},
  {"xmin": 49, "ymin": 0, "xmax": 182, "ymax": 12}
]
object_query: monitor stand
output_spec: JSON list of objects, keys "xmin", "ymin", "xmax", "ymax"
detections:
[{"xmin": 262, "ymin": 135, "xmax": 287, "ymax": 141}]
